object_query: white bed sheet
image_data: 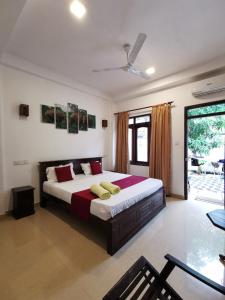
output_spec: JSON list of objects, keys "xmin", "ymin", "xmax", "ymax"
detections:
[{"xmin": 43, "ymin": 171, "xmax": 163, "ymax": 221}]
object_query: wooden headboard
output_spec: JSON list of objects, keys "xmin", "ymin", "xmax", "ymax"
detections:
[{"xmin": 39, "ymin": 157, "xmax": 102, "ymax": 206}]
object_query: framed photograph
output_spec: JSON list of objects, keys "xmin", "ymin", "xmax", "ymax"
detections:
[
  {"xmin": 79, "ymin": 109, "xmax": 88, "ymax": 131},
  {"xmin": 88, "ymin": 114, "xmax": 96, "ymax": 129},
  {"xmin": 68, "ymin": 103, "xmax": 78, "ymax": 134},
  {"xmin": 41, "ymin": 105, "xmax": 55, "ymax": 124},
  {"xmin": 55, "ymin": 105, "xmax": 67, "ymax": 129}
]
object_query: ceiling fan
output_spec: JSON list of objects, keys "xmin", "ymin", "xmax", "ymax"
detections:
[{"xmin": 92, "ymin": 33, "xmax": 150, "ymax": 80}]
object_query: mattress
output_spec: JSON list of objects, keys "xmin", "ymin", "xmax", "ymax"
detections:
[{"xmin": 43, "ymin": 171, "xmax": 163, "ymax": 221}]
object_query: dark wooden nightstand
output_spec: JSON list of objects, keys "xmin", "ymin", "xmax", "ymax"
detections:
[{"xmin": 12, "ymin": 186, "xmax": 35, "ymax": 219}]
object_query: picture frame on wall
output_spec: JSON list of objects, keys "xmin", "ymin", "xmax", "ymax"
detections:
[
  {"xmin": 41, "ymin": 105, "xmax": 55, "ymax": 124},
  {"xmin": 88, "ymin": 114, "xmax": 96, "ymax": 129},
  {"xmin": 68, "ymin": 103, "xmax": 78, "ymax": 134},
  {"xmin": 79, "ymin": 109, "xmax": 88, "ymax": 131},
  {"xmin": 55, "ymin": 104, "xmax": 67, "ymax": 129}
]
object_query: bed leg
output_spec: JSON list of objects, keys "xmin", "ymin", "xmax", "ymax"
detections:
[{"xmin": 106, "ymin": 221, "xmax": 118, "ymax": 256}]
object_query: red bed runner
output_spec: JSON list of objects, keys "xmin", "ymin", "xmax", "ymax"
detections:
[{"xmin": 70, "ymin": 175, "xmax": 147, "ymax": 220}]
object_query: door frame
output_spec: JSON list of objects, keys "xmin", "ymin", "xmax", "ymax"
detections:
[{"xmin": 184, "ymin": 99, "xmax": 225, "ymax": 199}]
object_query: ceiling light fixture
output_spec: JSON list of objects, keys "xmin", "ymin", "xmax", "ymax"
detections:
[
  {"xmin": 70, "ymin": 1, "xmax": 86, "ymax": 19},
  {"xmin": 145, "ymin": 67, "xmax": 155, "ymax": 75}
]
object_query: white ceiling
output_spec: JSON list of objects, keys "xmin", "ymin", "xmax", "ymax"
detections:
[
  {"xmin": 1, "ymin": 0, "xmax": 225, "ymax": 98},
  {"xmin": 0, "ymin": 0, "xmax": 27, "ymax": 55}
]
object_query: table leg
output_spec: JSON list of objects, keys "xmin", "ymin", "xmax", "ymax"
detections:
[{"xmin": 219, "ymin": 254, "xmax": 225, "ymax": 261}]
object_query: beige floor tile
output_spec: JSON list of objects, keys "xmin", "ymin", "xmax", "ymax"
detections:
[{"xmin": 0, "ymin": 198, "xmax": 225, "ymax": 299}]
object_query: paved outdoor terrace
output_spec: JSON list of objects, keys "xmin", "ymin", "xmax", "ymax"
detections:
[{"xmin": 189, "ymin": 173, "xmax": 224, "ymax": 204}]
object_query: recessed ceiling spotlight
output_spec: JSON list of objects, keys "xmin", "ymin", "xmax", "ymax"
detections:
[
  {"xmin": 70, "ymin": 1, "xmax": 86, "ymax": 19},
  {"xmin": 145, "ymin": 67, "xmax": 155, "ymax": 75}
]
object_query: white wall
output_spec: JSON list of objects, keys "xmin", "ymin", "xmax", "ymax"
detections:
[
  {"xmin": 0, "ymin": 66, "xmax": 5, "ymax": 214},
  {"xmin": 0, "ymin": 65, "xmax": 113, "ymax": 214},
  {"xmin": 115, "ymin": 74, "xmax": 225, "ymax": 197}
]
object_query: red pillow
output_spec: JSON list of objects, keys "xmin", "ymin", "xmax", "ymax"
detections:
[
  {"xmin": 55, "ymin": 165, "xmax": 73, "ymax": 182},
  {"xmin": 90, "ymin": 161, "xmax": 102, "ymax": 175}
]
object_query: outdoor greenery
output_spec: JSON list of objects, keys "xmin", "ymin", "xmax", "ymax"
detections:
[
  {"xmin": 188, "ymin": 103, "xmax": 225, "ymax": 116},
  {"xmin": 188, "ymin": 105, "xmax": 225, "ymax": 156}
]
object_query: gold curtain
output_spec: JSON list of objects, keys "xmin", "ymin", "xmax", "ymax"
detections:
[
  {"xmin": 115, "ymin": 112, "xmax": 128, "ymax": 173},
  {"xmin": 149, "ymin": 104, "xmax": 171, "ymax": 195}
]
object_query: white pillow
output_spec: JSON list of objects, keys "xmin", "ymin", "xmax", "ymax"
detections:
[
  {"xmin": 80, "ymin": 163, "xmax": 91, "ymax": 175},
  {"xmin": 46, "ymin": 165, "xmax": 61, "ymax": 182},
  {"xmin": 46, "ymin": 162, "xmax": 76, "ymax": 182}
]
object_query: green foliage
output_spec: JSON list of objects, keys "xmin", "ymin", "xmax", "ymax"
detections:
[
  {"xmin": 188, "ymin": 103, "xmax": 225, "ymax": 116},
  {"xmin": 188, "ymin": 113, "xmax": 225, "ymax": 156}
]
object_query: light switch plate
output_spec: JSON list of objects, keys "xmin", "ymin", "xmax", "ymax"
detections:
[{"xmin": 13, "ymin": 160, "xmax": 29, "ymax": 166}]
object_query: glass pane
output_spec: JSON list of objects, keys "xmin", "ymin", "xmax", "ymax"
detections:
[
  {"xmin": 135, "ymin": 115, "xmax": 150, "ymax": 123},
  {"xmin": 188, "ymin": 115, "xmax": 225, "ymax": 157},
  {"xmin": 128, "ymin": 128, "xmax": 132, "ymax": 161},
  {"xmin": 129, "ymin": 118, "xmax": 134, "ymax": 124},
  {"xmin": 137, "ymin": 127, "xmax": 148, "ymax": 162},
  {"xmin": 188, "ymin": 103, "xmax": 225, "ymax": 117}
]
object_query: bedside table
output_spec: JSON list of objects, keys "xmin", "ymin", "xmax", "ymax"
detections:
[{"xmin": 12, "ymin": 186, "xmax": 35, "ymax": 219}]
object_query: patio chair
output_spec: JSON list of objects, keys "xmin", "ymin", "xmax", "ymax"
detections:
[
  {"xmin": 188, "ymin": 158, "xmax": 198, "ymax": 174},
  {"xmin": 211, "ymin": 162, "xmax": 223, "ymax": 175},
  {"xmin": 189, "ymin": 158, "xmax": 205, "ymax": 174},
  {"xmin": 103, "ymin": 254, "xmax": 225, "ymax": 300},
  {"xmin": 200, "ymin": 161, "xmax": 212, "ymax": 174}
]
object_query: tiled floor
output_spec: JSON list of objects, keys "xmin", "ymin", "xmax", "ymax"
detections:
[
  {"xmin": 189, "ymin": 174, "xmax": 224, "ymax": 193},
  {"xmin": 0, "ymin": 198, "xmax": 225, "ymax": 300},
  {"xmin": 189, "ymin": 174, "xmax": 224, "ymax": 204}
]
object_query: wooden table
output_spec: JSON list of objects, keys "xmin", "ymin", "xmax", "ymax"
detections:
[
  {"xmin": 207, "ymin": 209, "xmax": 225, "ymax": 231},
  {"xmin": 207, "ymin": 209, "xmax": 225, "ymax": 261}
]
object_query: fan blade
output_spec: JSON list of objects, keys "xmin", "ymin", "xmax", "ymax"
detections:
[
  {"xmin": 128, "ymin": 33, "xmax": 147, "ymax": 64},
  {"xmin": 92, "ymin": 66, "xmax": 124, "ymax": 72},
  {"xmin": 125, "ymin": 66, "xmax": 150, "ymax": 80}
]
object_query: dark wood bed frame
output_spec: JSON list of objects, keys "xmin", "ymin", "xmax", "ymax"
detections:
[{"xmin": 39, "ymin": 157, "xmax": 166, "ymax": 255}]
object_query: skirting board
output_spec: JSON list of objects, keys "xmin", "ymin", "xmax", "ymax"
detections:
[
  {"xmin": 170, "ymin": 193, "xmax": 185, "ymax": 200},
  {"xmin": 0, "ymin": 213, "xmax": 7, "ymax": 219}
]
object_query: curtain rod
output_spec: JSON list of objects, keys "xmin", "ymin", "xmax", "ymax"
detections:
[{"xmin": 114, "ymin": 101, "xmax": 174, "ymax": 115}]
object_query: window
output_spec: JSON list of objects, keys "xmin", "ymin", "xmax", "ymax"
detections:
[{"xmin": 128, "ymin": 115, "xmax": 150, "ymax": 166}]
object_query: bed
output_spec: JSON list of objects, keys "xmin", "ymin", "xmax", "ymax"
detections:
[{"xmin": 39, "ymin": 157, "xmax": 166, "ymax": 255}]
